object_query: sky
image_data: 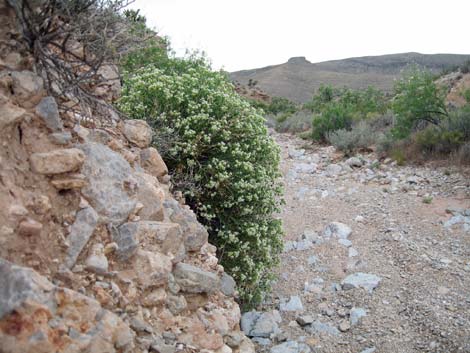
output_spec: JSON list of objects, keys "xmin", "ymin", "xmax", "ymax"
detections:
[{"xmin": 130, "ymin": 0, "xmax": 470, "ymax": 72}]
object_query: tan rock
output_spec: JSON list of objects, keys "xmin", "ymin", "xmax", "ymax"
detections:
[
  {"xmin": 233, "ymin": 336, "xmax": 256, "ymax": 353},
  {"xmin": 121, "ymin": 119, "xmax": 153, "ymax": 148},
  {"xmin": 10, "ymin": 70, "xmax": 45, "ymax": 107},
  {"xmin": 140, "ymin": 147, "xmax": 168, "ymax": 179},
  {"xmin": 17, "ymin": 218, "xmax": 42, "ymax": 236},
  {"xmin": 142, "ymin": 287, "xmax": 167, "ymax": 307},
  {"xmin": 31, "ymin": 195, "xmax": 51, "ymax": 215},
  {"xmin": 133, "ymin": 172, "xmax": 165, "ymax": 221},
  {"xmin": 50, "ymin": 174, "xmax": 87, "ymax": 190},
  {"xmin": 8, "ymin": 204, "xmax": 28, "ymax": 220},
  {"xmin": 134, "ymin": 250, "xmax": 173, "ymax": 289},
  {"xmin": 30, "ymin": 148, "xmax": 85, "ymax": 175},
  {"xmin": 0, "ymin": 101, "xmax": 26, "ymax": 129}
]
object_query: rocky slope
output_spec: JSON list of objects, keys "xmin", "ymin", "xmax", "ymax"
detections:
[
  {"xmin": 0, "ymin": 2, "xmax": 253, "ymax": 352},
  {"xmin": 230, "ymin": 53, "xmax": 470, "ymax": 102},
  {"xmin": 242, "ymin": 132, "xmax": 470, "ymax": 353}
]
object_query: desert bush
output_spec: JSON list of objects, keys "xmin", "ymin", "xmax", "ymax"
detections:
[
  {"xmin": 415, "ymin": 126, "xmax": 464, "ymax": 154},
  {"xmin": 327, "ymin": 121, "xmax": 377, "ymax": 154},
  {"xmin": 392, "ymin": 66, "xmax": 448, "ymax": 138},
  {"xmin": 275, "ymin": 110, "xmax": 312, "ymax": 133},
  {"xmin": 118, "ymin": 59, "xmax": 283, "ymax": 308},
  {"xmin": 456, "ymin": 142, "xmax": 470, "ymax": 164},
  {"xmin": 312, "ymin": 102, "xmax": 353, "ymax": 141},
  {"xmin": 9, "ymin": 0, "xmax": 147, "ymax": 121},
  {"xmin": 267, "ymin": 97, "xmax": 297, "ymax": 115}
]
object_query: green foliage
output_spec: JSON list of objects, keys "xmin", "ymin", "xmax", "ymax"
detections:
[
  {"xmin": 267, "ymin": 97, "xmax": 297, "ymax": 115},
  {"xmin": 422, "ymin": 196, "xmax": 433, "ymax": 204},
  {"xmin": 461, "ymin": 88, "xmax": 470, "ymax": 104},
  {"xmin": 327, "ymin": 121, "xmax": 377, "ymax": 154},
  {"xmin": 303, "ymin": 84, "xmax": 338, "ymax": 112},
  {"xmin": 312, "ymin": 102, "xmax": 353, "ymax": 141},
  {"xmin": 392, "ymin": 67, "xmax": 448, "ymax": 139},
  {"xmin": 118, "ymin": 59, "xmax": 283, "ymax": 308}
]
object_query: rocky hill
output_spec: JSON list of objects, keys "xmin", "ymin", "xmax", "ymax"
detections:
[
  {"xmin": 230, "ymin": 53, "xmax": 470, "ymax": 102},
  {"xmin": 0, "ymin": 2, "xmax": 253, "ymax": 352}
]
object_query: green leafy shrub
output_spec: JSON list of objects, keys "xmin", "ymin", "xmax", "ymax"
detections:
[
  {"xmin": 392, "ymin": 67, "xmax": 448, "ymax": 139},
  {"xmin": 267, "ymin": 97, "xmax": 297, "ymax": 115},
  {"xmin": 118, "ymin": 60, "xmax": 283, "ymax": 308},
  {"xmin": 312, "ymin": 102, "xmax": 353, "ymax": 141},
  {"xmin": 327, "ymin": 121, "xmax": 377, "ymax": 154}
]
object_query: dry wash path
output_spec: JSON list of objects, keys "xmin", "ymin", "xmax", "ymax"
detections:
[{"xmin": 243, "ymin": 132, "xmax": 470, "ymax": 353}]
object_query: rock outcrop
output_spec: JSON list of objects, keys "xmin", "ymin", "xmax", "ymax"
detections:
[{"xmin": 0, "ymin": 2, "xmax": 251, "ymax": 352}]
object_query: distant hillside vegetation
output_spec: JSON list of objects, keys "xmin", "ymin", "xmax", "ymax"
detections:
[{"xmin": 230, "ymin": 53, "xmax": 470, "ymax": 102}]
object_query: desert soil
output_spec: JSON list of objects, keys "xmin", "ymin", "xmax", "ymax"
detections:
[{"xmin": 256, "ymin": 132, "xmax": 470, "ymax": 353}]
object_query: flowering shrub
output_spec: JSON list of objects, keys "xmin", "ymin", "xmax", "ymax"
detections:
[{"xmin": 118, "ymin": 61, "xmax": 283, "ymax": 307}]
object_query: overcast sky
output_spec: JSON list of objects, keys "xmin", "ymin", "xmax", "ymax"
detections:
[{"xmin": 130, "ymin": 0, "xmax": 470, "ymax": 72}]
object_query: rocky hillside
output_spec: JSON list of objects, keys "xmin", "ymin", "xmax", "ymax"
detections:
[
  {"xmin": 0, "ymin": 2, "xmax": 253, "ymax": 352},
  {"xmin": 230, "ymin": 53, "xmax": 470, "ymax": 102}
]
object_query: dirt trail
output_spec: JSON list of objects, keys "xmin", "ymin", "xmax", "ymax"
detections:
[{"xmin": 252, "ymin": 132, "xmax": 470, "ymax": 353}]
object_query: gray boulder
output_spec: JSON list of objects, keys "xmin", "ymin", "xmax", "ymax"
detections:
[
  {"xmin": 172, "ymin": 263, "xmax": 220, "ymax": 294},
  {"xmin": 35, "ymin": 96, "xmax": 63, "ymax": 131},
  {"xmin": 65, "ymin": 206, "xmax": 99, "ymax": 268},
  {"xmin": 323, "ymin": 222, "xmax": 352, "ymax": 239},
  {"xmin": 350, "ymin": 307, "xmax": 367, "ymax": 325},
  {"xmin": 241, "ymin": 310, "xmax": 282, "ymax": 338},
  {"xmin": 79, "ymin": 143, "xmax": 136, "ymax": 223},
  {"xmin": 280, "ymin": 296, "xmax": 303, "ymax": 312},
  {"xmin": 270, "ymin": 341, "xmax": 311, "ymax": 353},
  {"xmin": 342, "ymin": 273, "xmax": 382, "ymax": 293},
  {"xmin": 305, "ymin": 320, "xmax": 340, "ymax": 336},
  {"xmin": 220, "ymin": 273, "xmax": 236, "ymax": 296}
]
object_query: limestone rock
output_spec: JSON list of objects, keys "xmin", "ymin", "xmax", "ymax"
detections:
[
  {"xmin": 79, "ymin": 143, "xmax": 136, "ymax": 223},
  {"xmin": 113, "ymin": 221, "xmax": 185, "ymax": 262},
  {"xmin": 323, "ymin": 222, "xmax": 352, "ymax": 239},
  {"xmin": 220, "ymin": 272, "xmax": 236, "ymax": 296},
  {"xmin": 30, "ymin": 148, "xmax": 85, "ymax": 175},
  {"xmin": 0, "ymin": 101, "xmax": 26, "ymax": 129},
  {"xmin": 65, "ymin": 206, "xmax": 99, "ymax": 268},
  {"xmin": 133, "ymin": 172, "xmax": 165, "ymax": 221},
  {"xmin": 134, "ymin": 250, "xmax": 173, "ymax": 289},
  {"xmin": 35, "ymin": 96, "xmax": 63, "ymax": 131},
  {"xmin": 341, "ymin": 272, "xmax": 382, "ymax": 293},
  {"xmin": 121, "ymin": 119, "xmax": 153, "ymax": 148},
  {"xmin": 112, "ymin": 222, "xmax": 140, "ymax": 260},
  {"xmin": 49, "ymin": 131, "xmax": 72, "ymax": 145},
  {"xmin": 10, "ymin": 70, "xmax": 44, "ymax": 107},
  {"xmin": 85, "ymin": 243, "xmax": 108, "ymax": 274},
  {"xmin": 241, "ymin": 310, "xmax": 282, "ymax": 338},
  {"xmin": 0, "ymin": 258, "xmax": 134, "ymax": 352},
  {"xmin": 305, "ymin": 320, "xmax": 340, "ymax": 336},
  {"xmin": 173, "ymin": 262, "xmax": 220, "ymax": 294},
  {"xmin": 280, "ymin": 295, "xmax": 303, "ymax": 311},
  {"xmin": 140, "ymin": 147, "xmax": 168, "ymax": 179},
  {"xmin": 350, "ymin": 307, "xmax": 367, "ymax": 325},
  {"xmin": 164, "ymin": 199, "xmax": 208, "ymax": 251},
  {"xmin": 270, "ymin": 341, "xmax": 312, "ymax": 353}
]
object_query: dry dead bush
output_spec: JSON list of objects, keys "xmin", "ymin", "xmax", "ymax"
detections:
[{"xmin": 7, "ymin": 0, "xmax": 149, "ymax": 123}]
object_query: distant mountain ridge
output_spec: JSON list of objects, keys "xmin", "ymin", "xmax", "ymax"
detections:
[{"xmin": 230, "ymin": 52, "xmax": 470, "ymax": 102}]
